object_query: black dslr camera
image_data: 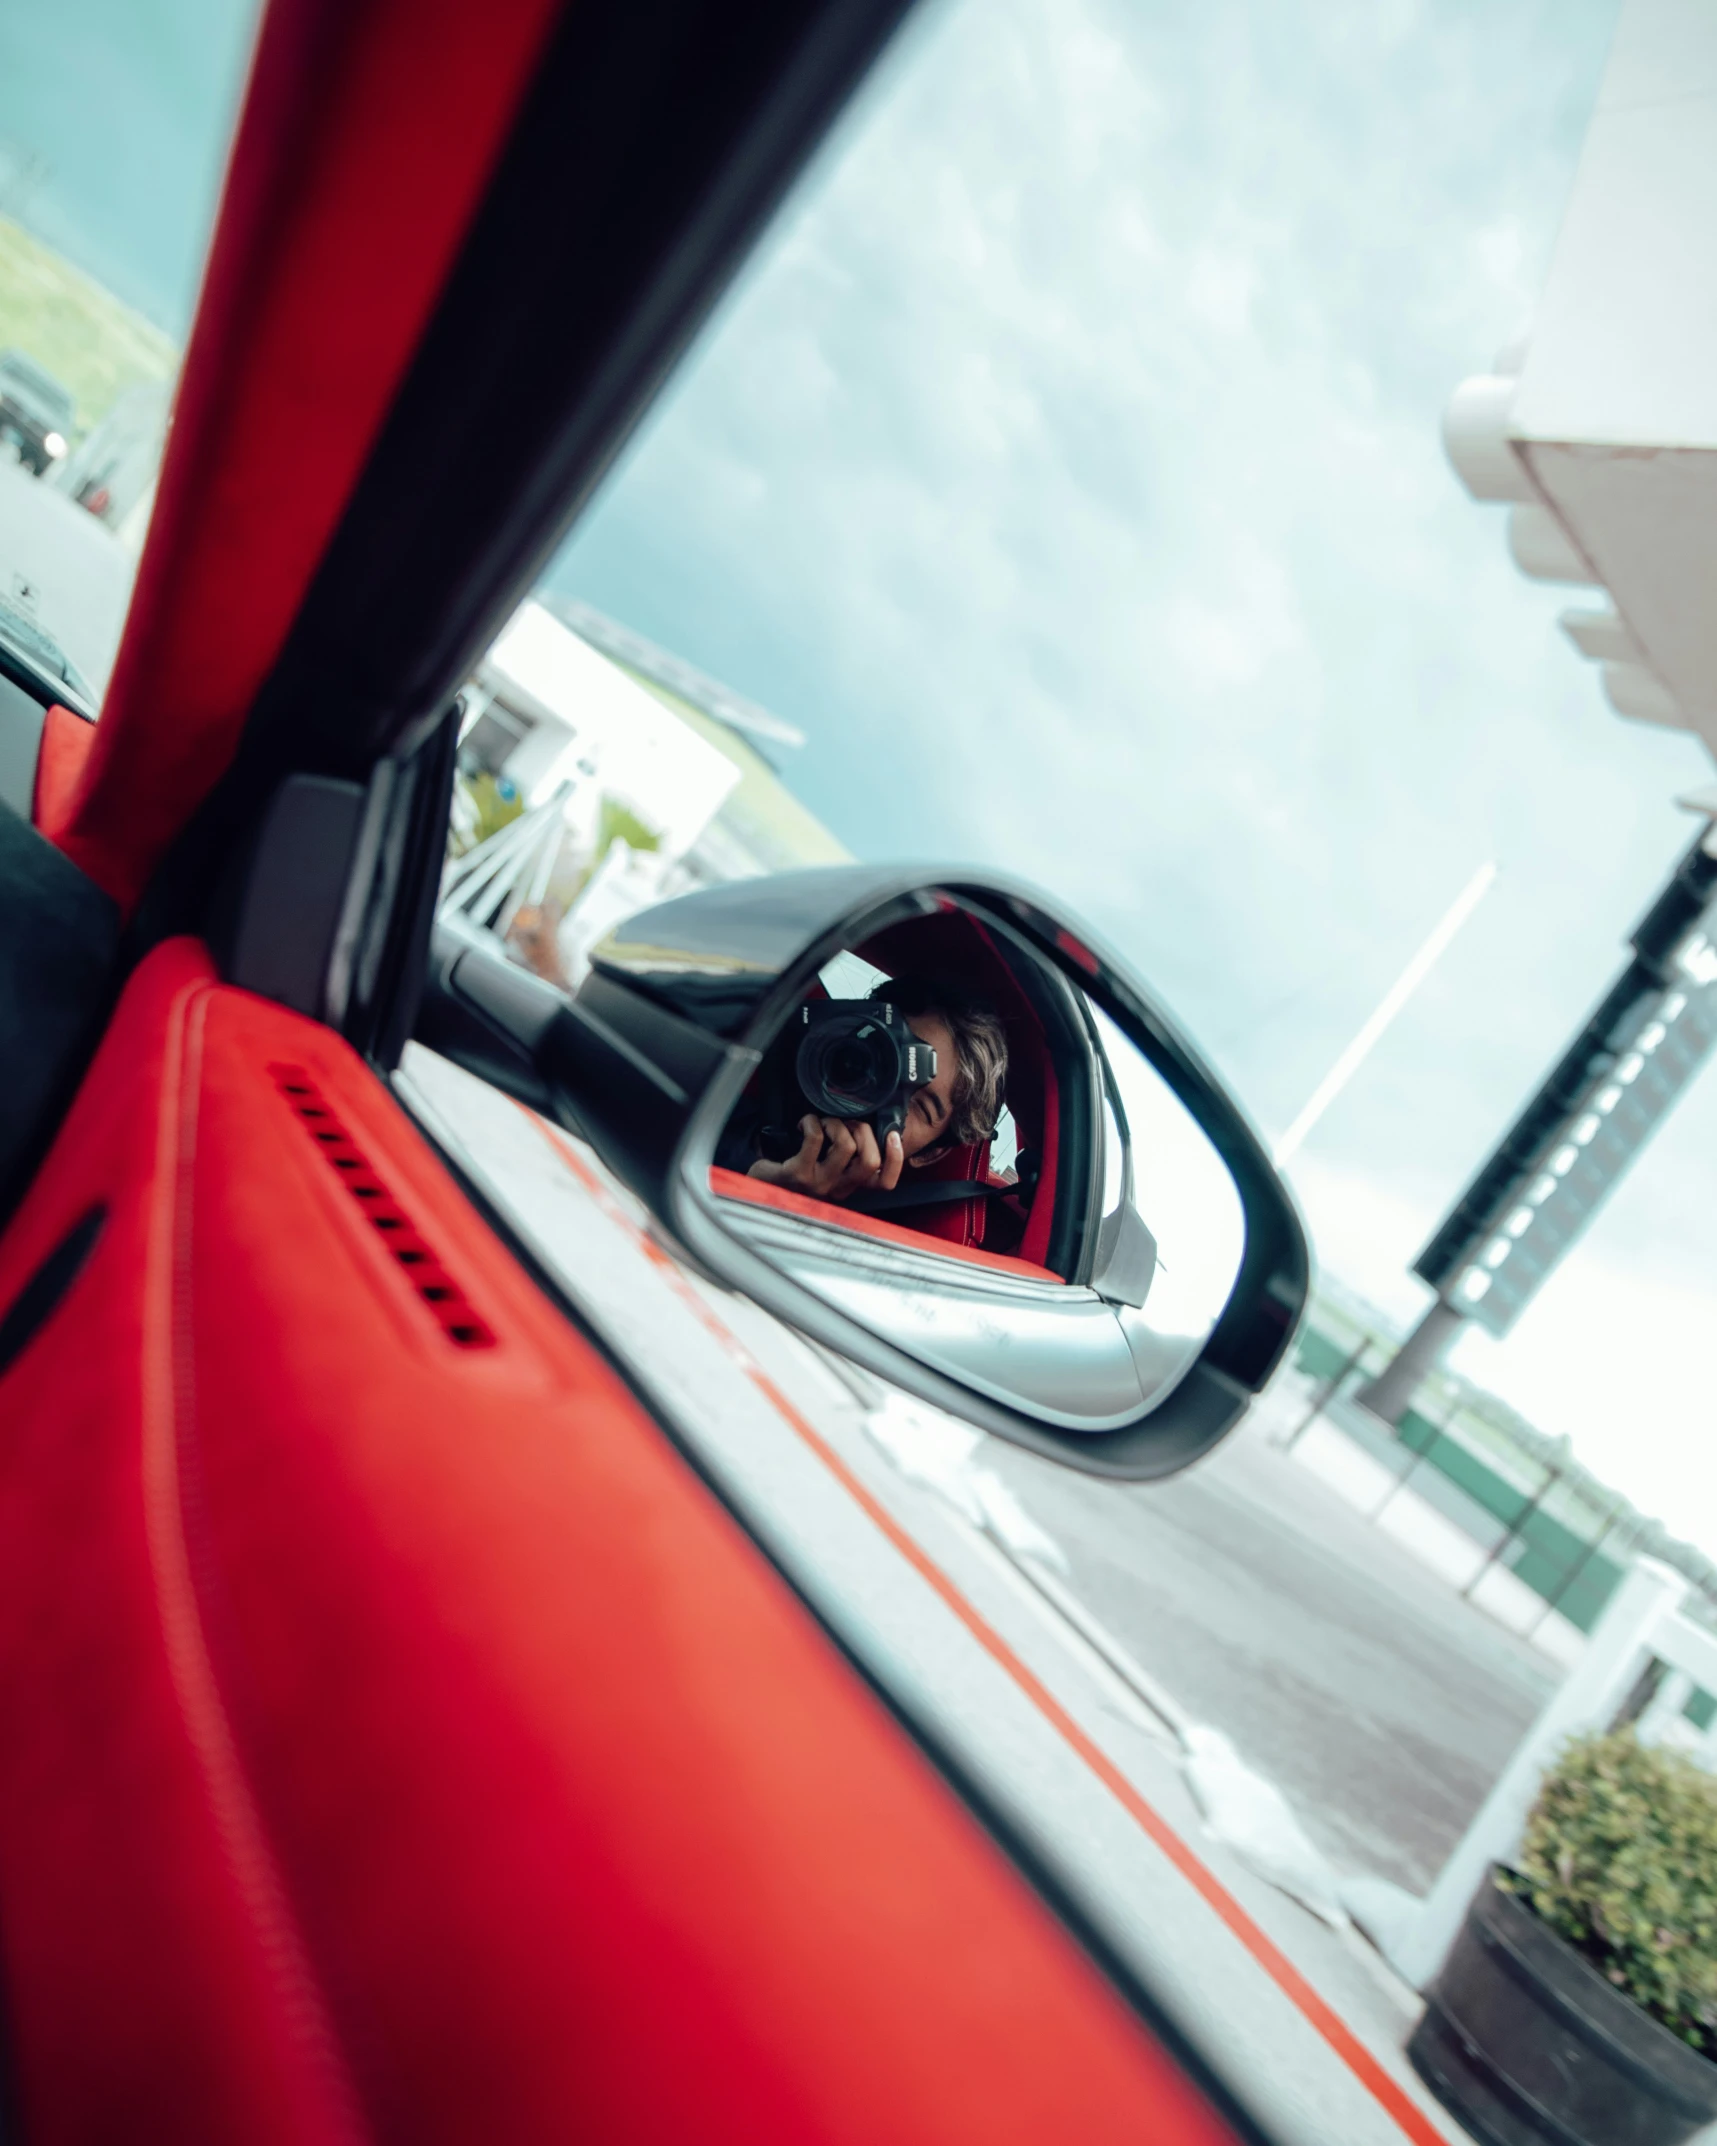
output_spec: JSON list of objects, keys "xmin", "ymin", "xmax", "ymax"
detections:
[{"xmin": 757, "ymin": 1000, "xmax": 938, "ymax": 1161}]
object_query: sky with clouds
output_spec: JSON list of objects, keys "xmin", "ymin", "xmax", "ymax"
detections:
[
  {"xmin": 0, "ymin": 0, "xmax": 253, "ymax": 331},
  {"xmin": 547, "ymin": 0, "xmax": 1717, "ymax": 1534},
  {"xmin": 7, "ymin": 0, "xmax": 1716, "ymax": 1539}
]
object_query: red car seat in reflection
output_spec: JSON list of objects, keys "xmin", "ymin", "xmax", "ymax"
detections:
[
  {"xmin": 877, "ymin": 1140, "xmax": 1000, "ymax": 1252},
  {"xmin": 707, "ymin": 1168, "xmax": 1062, "ymax": 1284},
  {"xmin": 857, "ymin": 910, "xmax": 1062, "ymax": 1271}
]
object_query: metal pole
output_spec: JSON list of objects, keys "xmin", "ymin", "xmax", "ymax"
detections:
[
  {"xmin": 1355, "ymin": 1296, "xmax": 1466, "ymax": 1423},
  {"xmin": 1272, "ymin": 862, "xmax": 1496, "ymax": 1166},
  {"xmin": 1282, "ymin": 1336, "xmax": 1372, "ymax": 1452},
  {"xmin": 1371, "ymin": 1390, "xmax": 1460, "ymax": 1521},
  {"xmin": 1528, "ymin": 1500, "xmax": 1622, "ymax": 1640},
  {"xmin": 1463, "ymin": 1460, "xmax": 1562, "ymax": 1602}
]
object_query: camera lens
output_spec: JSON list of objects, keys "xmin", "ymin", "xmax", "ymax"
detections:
[
  {"xmin": 797, "ymin": 1010, "xmax": 902, "ymax": 1118},
  {"xmin": 826, "ymin": 1040, "xmax": 872, "ymax": 1090}
]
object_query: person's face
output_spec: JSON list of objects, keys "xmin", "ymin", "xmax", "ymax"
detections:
[{"xmin": 902, "ymin": 1014, "xmax": 960, "ymax": 1163}]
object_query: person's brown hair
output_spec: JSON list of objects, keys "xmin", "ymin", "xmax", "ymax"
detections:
[{"xmin": 871, "ymin": 976, "xmax": 1009, "ymax": 1150}]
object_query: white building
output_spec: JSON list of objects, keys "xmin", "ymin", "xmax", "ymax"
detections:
[
  {"xmin": 1443, "ymin": 0, "xmax": 1717, "ymax": 782},
  {"xmin": 450, "ymin": 596, "xmax": 850, "ymax": 986}
]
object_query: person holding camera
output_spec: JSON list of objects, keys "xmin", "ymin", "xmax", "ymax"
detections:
[{"xmin": 746, "ymin": 976, "xmax": 1009, "ymax": 1206}]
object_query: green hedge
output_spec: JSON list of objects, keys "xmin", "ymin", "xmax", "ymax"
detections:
[{"xmin": 1508, "ymin": 1729, "xmax": 1717, "ymax": 2055}]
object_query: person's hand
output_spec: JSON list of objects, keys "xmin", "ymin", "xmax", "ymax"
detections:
[
  {"xmin": 506, "ymin": 903, "xmax": 569, "ymax": 989},
  {"xmin": 748, "ymin": 1115, "xmax": 904, "ymax": 1202}
]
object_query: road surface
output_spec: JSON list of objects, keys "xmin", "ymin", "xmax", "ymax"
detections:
[{"xmin": 987, "ymin": 1407, "xmax": 1558, "ymax": 1893}]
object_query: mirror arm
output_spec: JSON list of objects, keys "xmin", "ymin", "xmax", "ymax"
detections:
[
  {"xmin": 539, "ymin": 969, "xmax": 757, "ymax": 1210},
  {"xmin": 537, "ymin": 999, "xmax": 698, "ymax": 1201},
  {"xmin": 414, "ymin": 919, "xmax": 561, "ymax": 1114}
]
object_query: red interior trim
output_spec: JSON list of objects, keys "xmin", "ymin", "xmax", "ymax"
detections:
[
  {"xmin": 46, "ymin": 0, "xmax": 564, "ymax": 908},
  {"xmin": 0, "ymin": 944, "xmax": 1227, "ymax": 2141},
  {"xmin": 268, "ymin": 1060, "xmax": 497, "ymax": 1347},
  {"xmin": 1056, "ymin": 927, "xmax": 1102, "ymax": 977},
  {"xmin": 1023, "ymin": 1054, "xmax": 1061, "ymax": 1270},
  {"xmin": 710, "ymin": 1166, "xmax": 1062, "ymax": 1284},
  {"xmin": 31, "ymin": 704, "xmax": 97, "ymax": 836}
]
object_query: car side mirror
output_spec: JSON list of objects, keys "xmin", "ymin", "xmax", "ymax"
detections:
[{"xmin": 416, "ymin": 866, "xmax": 1308, "ymax": 1479}]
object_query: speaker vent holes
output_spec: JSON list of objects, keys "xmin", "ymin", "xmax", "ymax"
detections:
[{"xmin": 270, "ymin": 1064, "xmax": 495, "ymax": 1349}]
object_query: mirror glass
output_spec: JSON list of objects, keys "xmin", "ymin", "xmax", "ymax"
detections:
[{"xmin": 705, "ymin": 901, "xmax": 1247, "ymax": 1433}]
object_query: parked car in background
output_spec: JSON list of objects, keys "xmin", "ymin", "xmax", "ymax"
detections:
[{"xmin": 0, "ymin": 350, "xmax": 73, "ymax": 476}]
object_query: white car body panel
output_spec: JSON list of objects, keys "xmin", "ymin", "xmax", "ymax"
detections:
[{"xmin": 0, "ymin": 460, "xmax": 132, "ymax": 696}]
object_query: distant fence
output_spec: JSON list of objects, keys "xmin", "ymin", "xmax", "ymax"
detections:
[{"xmin": 1292, "ymin": 1326, "xmax": 1627, "ymax": 1640}]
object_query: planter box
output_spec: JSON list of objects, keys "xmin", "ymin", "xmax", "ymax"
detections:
[{"xmin": 1409, "ymin": 1867, "xmax": 1717, "ymax": 2146}]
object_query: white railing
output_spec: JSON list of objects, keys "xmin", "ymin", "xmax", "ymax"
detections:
[{"xmin": 1355, "ymin": 1557, "xmax": 1717, "ymax": 1987}]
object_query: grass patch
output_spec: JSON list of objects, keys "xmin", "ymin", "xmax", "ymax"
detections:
[{"xmin": 0, "ymin": 217, "xmax": 178, "ymax": 440}]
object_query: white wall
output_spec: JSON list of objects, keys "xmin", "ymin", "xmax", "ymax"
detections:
[
  {"xmin": 1511, "ymin": 0, "xmax": 1717, "ymax": 451},
  {"xmin": 481, "ymin": 602, "xmax": 740, "ymax": 863}
]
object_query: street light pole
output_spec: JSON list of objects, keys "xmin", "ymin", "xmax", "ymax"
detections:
[
  {"xmin": 1355, "ymin": 1297, "xmax": 1465, "ymax": 1423},
  {"xmin": 1272, "ymin": 864, "xmax": 1497, "ymax": 1169}
]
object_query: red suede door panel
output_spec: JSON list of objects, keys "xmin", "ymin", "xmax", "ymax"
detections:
[{"xmin": 0, "ymin": 942, "xmax": 1235, "ymax": 2146}]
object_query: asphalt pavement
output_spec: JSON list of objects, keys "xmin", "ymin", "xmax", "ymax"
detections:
[{"xmin": 985, "ymin": 1403, "xmax": 1559, "ymax": 1895}]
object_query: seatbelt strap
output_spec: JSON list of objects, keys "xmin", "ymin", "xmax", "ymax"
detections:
[{"xmin": 848, "ymin": 1178, "xmax": 1016, "ymax": 1215}]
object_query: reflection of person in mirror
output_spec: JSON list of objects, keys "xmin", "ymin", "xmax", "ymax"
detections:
[{"xmin": 747, "ymin": 979, "xmax": 1010, "ymax": 1206}]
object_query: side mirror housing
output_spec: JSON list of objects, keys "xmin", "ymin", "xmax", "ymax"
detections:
[{"xmin": 418, "ymin": 866, "xmax": 1308, "ymax": 1480}]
